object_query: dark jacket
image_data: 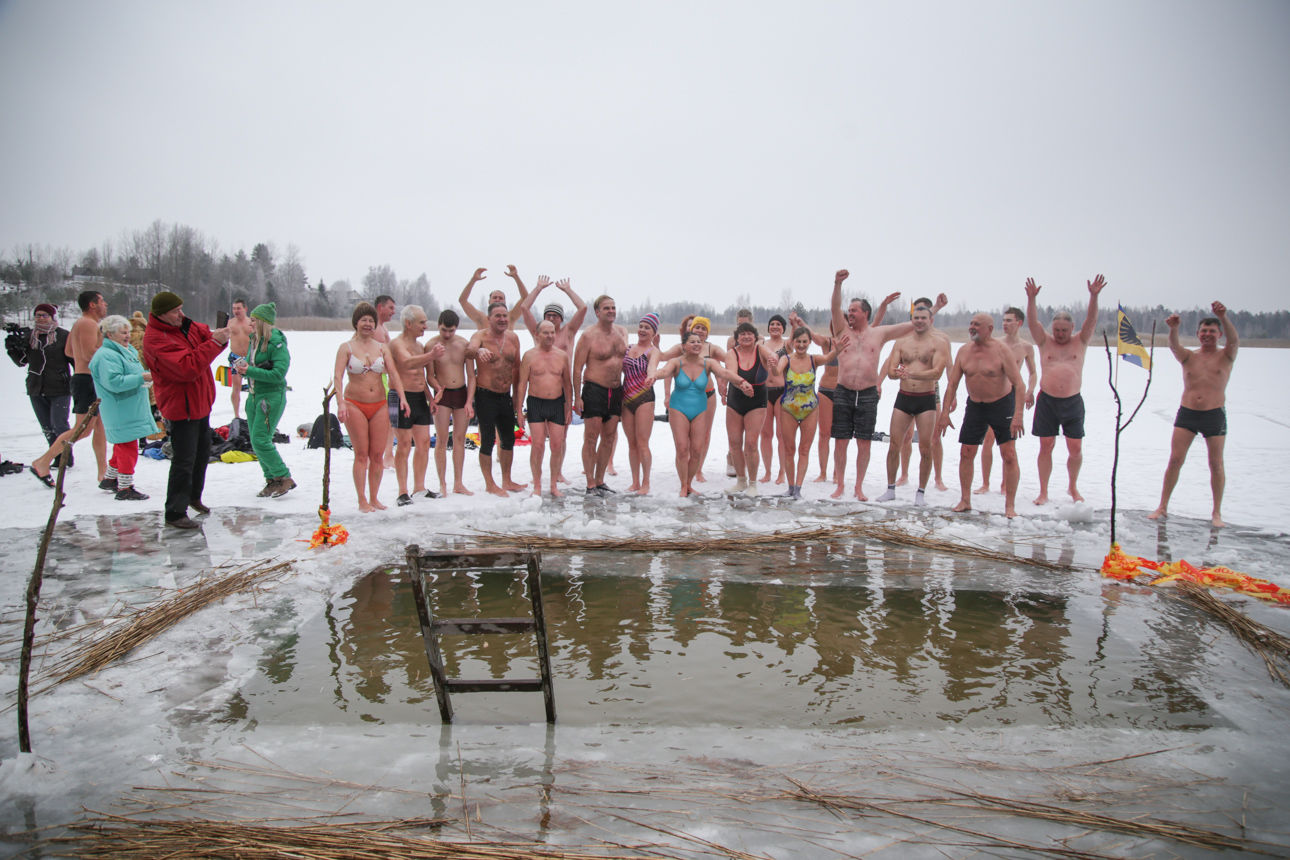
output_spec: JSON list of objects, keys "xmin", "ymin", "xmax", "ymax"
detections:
[
  {"xmin": 142, "ymin": 314, "xmax": 227, "ymax": 421},
  {"xmin": 7, "ymin": 326, "xmax": 72, "ymax": 398}
]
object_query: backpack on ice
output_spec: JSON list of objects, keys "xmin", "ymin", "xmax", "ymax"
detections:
[{"xmin": 308, "ymin": 412, "xmax": 347, "ymax": 449}]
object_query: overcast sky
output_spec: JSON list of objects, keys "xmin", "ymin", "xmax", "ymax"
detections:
[{"xmin": 2, "ymin": 0, "xmax": 1287, "ymax": 313}]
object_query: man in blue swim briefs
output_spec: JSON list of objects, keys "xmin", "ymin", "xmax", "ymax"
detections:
[
  {"xmin": 828, "ymin": 269, "xmax": 912, "ymax": 501},
  {"xmin": 1149, "ymin": 302, "xmax": 1239, "ymax": 528},
  {"xmin": 937, "ymin": 313, "xmax": 1028, "ymax": 518}
]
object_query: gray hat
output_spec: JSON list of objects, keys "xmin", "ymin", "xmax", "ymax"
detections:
[{"xmin": 543, "ymin": 303, "xmax": 565, "ymax": 321}]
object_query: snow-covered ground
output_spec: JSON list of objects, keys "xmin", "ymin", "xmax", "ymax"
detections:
[{"xmin": 1, "ymin": 329, "xmax": 1288, "ymax": 856}]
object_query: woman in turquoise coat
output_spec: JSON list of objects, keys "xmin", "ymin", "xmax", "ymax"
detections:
[
  {"xmin": 235, "ymin": 303, "xmax": 294, "ymax": 497},
  {"xmin": 89, "ymin": 315, "xmax": 158, "ymax": 500}
]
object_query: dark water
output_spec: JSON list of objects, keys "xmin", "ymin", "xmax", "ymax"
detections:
[{"xmin": 220, "ymin": 541, "xmax": 1228, "ymax": 731}]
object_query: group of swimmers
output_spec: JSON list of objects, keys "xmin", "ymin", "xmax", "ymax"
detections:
[{"xmin": 330, "ymin": 267, "xmax": 1240, "ymax": 524}]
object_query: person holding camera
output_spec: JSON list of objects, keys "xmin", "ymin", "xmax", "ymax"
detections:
[
  {"xmin": 6, "ymin": 303, "xmax": 72, "ymax": 460},
  {"xmin": 142, "ymin": 290, "xmax": 230, "ymax": 529}
]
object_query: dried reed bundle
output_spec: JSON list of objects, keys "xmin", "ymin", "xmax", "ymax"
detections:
[
  {"xmin": 472, "ymin": 522, "xmax": 1075, "ymax": 572},
  {"xmin": 40, "ymin": 559, "xmax": 293, "ymax": 689},
  {"xmin": 1168, "ymin": 580, "xmax": 1290, "ymax": 685},
  {"xmin": 53, "ymin": 814, "xmax": 661, "ymax": 860},
  {"xmin": 788, "ymin": 779, "xmax": 1256, "ymax": 855}
]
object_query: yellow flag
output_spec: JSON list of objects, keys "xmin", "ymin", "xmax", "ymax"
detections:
[{"xmin": 1117, "ymin": 305, "xmax": 1151, "ymax": 370}]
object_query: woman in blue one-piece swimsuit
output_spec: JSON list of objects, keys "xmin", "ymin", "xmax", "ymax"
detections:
[{"xmin": 652, "ymin": 332, "xmax": 752, "ymax": 497}]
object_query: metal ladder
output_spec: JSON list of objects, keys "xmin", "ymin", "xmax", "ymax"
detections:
[{"xmin": 404, "ymin": 545, "xmax": 555, "ymax": 723}]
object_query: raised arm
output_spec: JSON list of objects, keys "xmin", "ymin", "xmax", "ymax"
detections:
[
  {"xmin": 558, "ymin": 279, "xmax": 589, "ymax": 336},
  {"xmin": 871, "ymin": 291, "xmax": 900, "ymax": 327},
  {"xmin": 1165, "ymin": 314, "xmax": 1188, "ymax": 363},
  {"xmin": 458, "ymin": 267, "xmax": 489, "ymax": 329},
  {"xmin": 830, "ymin": 269, "xmax": 849, "ymax": 335},
  {"xmin": 1024, "ymin": 278, "xmax": 1047, "ymax": 346},
  {"xmin": 814, "ymin": 333, "xmax": 850, "ymax": 367},
  {"xmin": 512, "ymin": 269, "xmax": 546, "ymax": 337},
  {"xmin": 1079, "ymin": 274, "xmax": 1106, "ymax": 344},
  {"xmin": 1215, "ymin": 300, "xmax": 1239, "ymax": 360}
]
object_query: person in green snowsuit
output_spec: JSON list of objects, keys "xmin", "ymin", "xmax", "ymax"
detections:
[{"xmin": 236, "ymin": 303, "xmax": 296, "ymax": 498}]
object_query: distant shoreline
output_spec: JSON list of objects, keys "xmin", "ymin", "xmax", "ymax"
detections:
[{"xmin": 275, "ymin": 316, "xmax": 1288, "ymax": 348}]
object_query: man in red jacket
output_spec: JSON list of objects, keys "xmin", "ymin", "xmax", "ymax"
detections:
[{"xmin": 143, "ymin": 291, "xmax": 230, "ymax": 529}]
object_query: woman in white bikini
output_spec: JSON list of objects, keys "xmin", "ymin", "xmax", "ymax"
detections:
[{"xmin": 333, "ymin": 302, "xmax": 408, "ymax": 512}]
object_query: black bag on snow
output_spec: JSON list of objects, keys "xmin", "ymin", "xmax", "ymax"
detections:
[{"xmin": 307, "ymin": 412, "xmax": 347, "ymax": 449}]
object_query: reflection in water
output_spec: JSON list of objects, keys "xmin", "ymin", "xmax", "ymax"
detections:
[{"xmin": 228, "ymin": 542, "xmax": 1226, "ymax": 731}]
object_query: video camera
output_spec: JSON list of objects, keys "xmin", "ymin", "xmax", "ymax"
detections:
[{"xmin": 5, "ymin": 322, "xmax": 33, "ymax": 352}]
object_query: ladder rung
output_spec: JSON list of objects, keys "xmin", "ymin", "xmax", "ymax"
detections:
[
  {"xmin": 433, "ymin": 617, "xmax": 534, "ymax": 635},
  {"xmin": 444, "ymin": 678, "xmax": 543, "ymax": 693}
]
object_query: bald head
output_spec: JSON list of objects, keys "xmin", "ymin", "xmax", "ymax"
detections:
[{"xmin": 968, "ymin": 313, "xmax": 995, "ymax": 343}]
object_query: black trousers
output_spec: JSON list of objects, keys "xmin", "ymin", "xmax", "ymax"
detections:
[{"xmin": 166, "ymin": 416, "xmax": 211, "ymax": 521}]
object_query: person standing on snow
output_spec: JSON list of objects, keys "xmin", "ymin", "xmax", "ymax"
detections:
[{"xmin": 235, "ymin": 302, "xmax": 295, "ymax": 499}]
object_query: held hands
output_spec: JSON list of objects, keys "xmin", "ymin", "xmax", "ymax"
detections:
[
  {"xmin": 1088, "ymin": 274, "xmax": 1107, "ymax": 295},
  {"xmin": 1024, "ymin": 277, "xmax": 1041, "ymax": 299},
  {"xmin": 234, "ymin": 359, "xmax": 249, "ymax": 374}
]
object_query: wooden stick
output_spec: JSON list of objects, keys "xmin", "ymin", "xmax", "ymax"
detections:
[{"xmin": 18, "ymin": 399, "xmax": 100, "ymax": 753}]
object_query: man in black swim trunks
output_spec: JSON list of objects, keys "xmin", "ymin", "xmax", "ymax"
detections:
[
  {"xmin": 828, "ymin": 269, "xmax": 911, "ymax": 501},
  {"xmin": 572, "ymin": 295, "xmax": 628, "ymax": 496},
  {"xmin": 1149, "ymin": 302, "xmax": 1239, "ymax": 528},
  {"xmin": 937, "ymin": 313, "xmax": 1027, "ymax": 518},
  {"xmin": 517, "ymin": 320, "xmax": 573, "ymax": 498},
  {"xmin": 388, "ymin": 305, "xmax": 446, "ymax": 505}
]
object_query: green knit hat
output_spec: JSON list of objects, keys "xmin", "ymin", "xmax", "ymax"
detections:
[
  {"xmin": 250, "ymin": 302, "xmax": 277, "ymax": 324},
  {"xmin": 151, "ymin": 291, "xmax": 183, "ymax": 316}
]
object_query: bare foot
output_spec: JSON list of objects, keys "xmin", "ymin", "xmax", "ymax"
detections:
[
  {"xmin": 504, "ymin": 480, "xmax": 528, "ymax": 492},
  {"xmin": 371, "ymin": 500, "xmax": 387, "ymax": 510},
  {"xmin": 557, "ymin": 474, "xmax": 569, "ymax": 484},
  {"xmin": 1005, "ymin": 505, "xmax": 1018, "ymax": 518},
  {"xmin": 440, "ymin": 483, "xmax": 450, "ymax": 497},
  {"xmin": 695, "ymin": 472, "xmax": 707, "ymax": 483},
  {"xmin": 759, "ymin": 472, "xmax": 771, "ymax": 483},
  {"xmin": 853, "ymin": 487, "xmax": 868, "ymax": 502},
  {"xmin": 1211, "ymin": 514, "xmax": 1226, "ymax": 528},
  {"xmin": 973, "ymin": 484, "xmax": 990, "ymax": 495},
  {"xmin": 895, "ymin": 475, "xmax": 909, "ymax": 487},
  {"xmin": 486, "ymin": 485, "xmax": 508, "ymax": 498},
  {"xmin": 934, "ymin": 479, "xmax": 949, "ymax": 491},
  {"xmin": 814, "ymin": 473, "xmax": 830, "ymax": 483},
  {"xmin": 679, "ymin": 487, "xmax": 691, "ymax": 498},
  {"xmin": 531, "ymin": 484, "xmax": 543, "ymax": 497},
  {"xmin": 607, "ymin": 465, "xmax": 618, "ymax": 476},
  {"xmin": 1147, "ymin": 506, "xmax": 1167, "ymax": 520},
  {"xmin": 775, "ymin": 474, "xmax": 786, "ymax": 485},
  {"xmin": 1033, "ymin": 493, "xmax": 1049, "ymax": 506},
  {"xmin": 627, "ymin": 482, "xmax": 641, "ymax": 492},
  {"xmin": 453, "ymin": 483, "xmax": 474, "ymax": 496},
  {"xmin": 636, "ymin": 483, "xmax": 650, "ymax": 495},
  {"xmin": 550, "ymin": 486, "xmax": 563, "ymax": 498},
  {"xmin": 830, "ymin": 485, "xmax": 845, "ymax": 499},
  {"xmin": 951, "ymin": 499, "xmax": 972, "ymax": 513},
  {"xmin": 1069, "ymin": 489, "xmax": 1084, "ymax": 502},
  {"xmin": 359, "ymin": 501, "xmax": 375, "ymax": 513}
]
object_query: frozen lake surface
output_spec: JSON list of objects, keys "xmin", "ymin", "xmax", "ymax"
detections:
[{"xmin": 1, "ymin": 330, "xmax": 1288, "ymax": 856}]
